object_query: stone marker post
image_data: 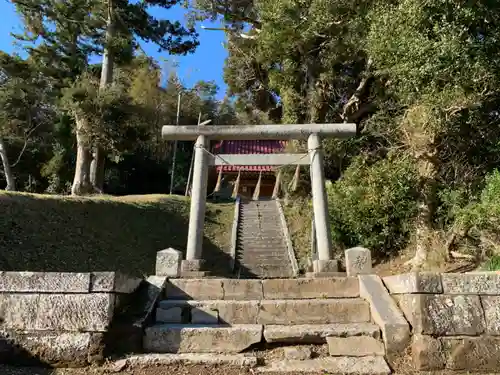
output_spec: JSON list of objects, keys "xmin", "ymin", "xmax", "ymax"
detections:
[
  {"xmin": 345, "ymin": 247, "xmax": 372, "ymax": 276},
  {"xmin": 156, "ymin": 248, "xmax": 182, "ymax": 277}
]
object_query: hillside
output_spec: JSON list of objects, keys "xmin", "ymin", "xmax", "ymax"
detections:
[{"xmin": 0, "ymin": 192, "xmax": 234, "ymax": 277}]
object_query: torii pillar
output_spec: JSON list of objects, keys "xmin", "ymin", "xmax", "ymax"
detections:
[{"xmin": 162, "ymin": 123, "xmax": 356, "ymax": 273}]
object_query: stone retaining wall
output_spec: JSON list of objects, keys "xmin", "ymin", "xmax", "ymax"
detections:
[
  {"xmin": 0, "ymin": 271, "xmax": 142, "ymax": 367},
  {"xmin": 383, "ymin": 272, "xmax": 500, "ymax": 372}
]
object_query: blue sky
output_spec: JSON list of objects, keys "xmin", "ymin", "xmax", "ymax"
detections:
[{"xmin": 0, "ymin": 1, "xmax": 228, "ymax": 99}]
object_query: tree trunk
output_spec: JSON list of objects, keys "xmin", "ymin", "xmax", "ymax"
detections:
[
  {"xmin": 90, "ymin": 0, "xmax": 115, "ymax": 192},
  {"xmin": 0, "ymin": 137, "xmax": 16, "ymax": 191},
  {"xmin": 71, "ymin": 115, "xmax": 93, "ymax": 196},
  {"xmin": 406, "ymin": 155, "xmax": 437, "ymax": 270}
]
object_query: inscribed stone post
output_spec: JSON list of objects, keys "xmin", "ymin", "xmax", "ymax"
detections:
[
  {"xmin": 156, "ymin": 248, "xmax": 182, "ymax": 277},
  {"xmin": 345, "ymin": 247, "xmax": 372, "ymax": 276}
]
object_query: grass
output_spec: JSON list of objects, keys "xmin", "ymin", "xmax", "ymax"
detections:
[
  {"xmin": 482, "ymin": 254, "xmax": 500, "ymax": 271},
  {"xmin": 0, "ymin": 192, "xmax": 234, "ymax": 277},
  {"xmin": 282, "ymin": 197, "xmax": 313, "ymax": 271}
]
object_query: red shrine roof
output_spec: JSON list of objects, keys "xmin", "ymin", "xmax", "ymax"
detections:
[{"xmin": 213, "ymin": 140, "xmax": 287, "ymax": 172}]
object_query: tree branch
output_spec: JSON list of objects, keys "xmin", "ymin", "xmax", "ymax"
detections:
[
  {"xmin": 11, "ymin": 114, "xmax": 42, "ymax": 168},
  {"xmin": 341, "ymin": 58, "xmax": 374, "ymax": 124}
]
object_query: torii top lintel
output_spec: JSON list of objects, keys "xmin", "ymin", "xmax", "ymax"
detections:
[{"xmin": 161, "ymin": 123, "xmax": 357, "ymax": 141}]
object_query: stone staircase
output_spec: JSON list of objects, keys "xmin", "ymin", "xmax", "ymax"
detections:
[
  {"xmin": 235, "ymin": 199, "xmax": 294, "ymax": 279},
  {"xmin": 143, "ymin": 277, "xmax": 391, "ymax": 374}
]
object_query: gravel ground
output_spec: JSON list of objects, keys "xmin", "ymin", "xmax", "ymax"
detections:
[{"xmin": 0, "ymin": 365, "xmax": 255, "ymax": 375}]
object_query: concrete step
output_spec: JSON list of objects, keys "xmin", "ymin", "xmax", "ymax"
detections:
[
  {"xmin": 238, "ymin": 239, "xmax": 285, "ymax": 244},
  {"xmin": 122, "ymin": 353, "xmax": 258, "ymax": 367},
  {"xmin": 237, "ymin": 257, "xmax": 289, "ymax": 263},
  {"xmin": 327, "ymin": 336, "xmax": 385, "ymax": 356},
  {"xmin": 144, "ymin": 324, "xmax": 262, "ymax": 353},
  {"xmin": 156, "ymin": 298, "xmax": 370, "ymax": 325},
  {"xmin": 239, "ymin": 238, "xmax": 283, "ymax": 241},
  {"xmin": 236, "ymin": 261, "xmax": 290, "ymax": 268},
  {"xmin": 236, "ymin": 264, "xmax": 292, "ymax": 272},
  {"xmin": 255, "ymin": 357, "xmax": 390, "ymax": 374},
  {"xmin": 238, "ymin": 228, "xmax": 282, "ymax": 233},
  {"xmin": 237, "ymin": 252, "xmax": 289, "ymax": 259},
  {"xmin": 237, "ymin": 258, "xmax": 289, "ymax": 264},
  {"xmin": 236, "ymin": 270, "xmax": 294, "ymax": 279},
  {"xmin": 263, "ymin": 323, "xmax": 380, "ymax": 344},
  {"xmin": 165, "ymin": 278, "xmax": 360, "ymax": 300},
  {"xmin": 237, "ymin": 248, "xmax": 287, "ymax": 253}
]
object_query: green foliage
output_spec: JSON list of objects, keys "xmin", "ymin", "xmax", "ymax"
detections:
[
  {"xmin": 327, "ymin": 154, "xmax": 419, "ymax": 257},
  {"xmin": 454, "ymin": 170, "xmax": 500, "ymax": 232},
  {"xmin": 483, "ymin": 256, "xmax": 500, "ymax": 272}
]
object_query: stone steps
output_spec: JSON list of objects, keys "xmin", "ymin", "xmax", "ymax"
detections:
[
  {"xmin": 144, "ymin": 324, "xmax": 263, "ymax": 353},
  {"xmin": 164, "ymin": 278, "xmax": 360, "ymax": 300},
  {"xmin": 238, "ymin": 270, "xmax": 294, "ymax": 279},
  {"xmin": 236, "ymin": 199, "xmax": 291, "ymax": 279},
  {"xmin": 237, "ymin": 255, "xmax": 290, "ymax": 261},
  {"xmin": 263, "ymin": 323, "xmax": 380, "ymax": 344},
  {"xmin": 254, "ymin": 357, "xmax": 390, "ymax": 374},
  {"xmin": 156, "ymin": 298, "xmax": 371, "ymax": 325},
  {"xmin": 143, "ymin": 276, "xmax": 388, "ymax": 374}
]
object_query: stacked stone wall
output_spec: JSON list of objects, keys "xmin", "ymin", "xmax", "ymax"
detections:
[
  {"xmin": 383, "ymin": 272, "xmax": 500, "ymax": 372},
  {"xmin": 0, "ymin": 271, "xmax": 141, "ymax": 367}
]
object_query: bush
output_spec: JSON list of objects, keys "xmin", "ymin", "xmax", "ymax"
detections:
[
  {"xmin": 451, "ymin": 170, "xmax": 500, "ymax": 261},
  {"xmin": 327, "ymin": 154, "xmax": 419, "ymax": 258}
]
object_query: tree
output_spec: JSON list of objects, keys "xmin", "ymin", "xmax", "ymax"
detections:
[
  {"xmin": 0, "ymin": 52, "xmax": 54, "ymax": 191},
  {"xmin": 366, "ymin": 0, "xmax": 500, "ymax": 268},
  {"xmin": 89, "ymin": 0, "xmax": 201, "ymax": 192},
  {"xmin": 13, "ymin": 0, "xmax": 200, "ymax": 195}
]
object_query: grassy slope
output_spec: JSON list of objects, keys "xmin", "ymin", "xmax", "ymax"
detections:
[
  {"xmin": 282, "ymin": 198, "xmax": 312, "ymax": 271},
  {"xmin": 0, "ymin": 192, "xmax": 234, "ymax": 277}
]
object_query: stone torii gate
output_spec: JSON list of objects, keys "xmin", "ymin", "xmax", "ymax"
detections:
[{"xmin": 161, "ymin": 123, "xmax": 356, "ymax": 274}]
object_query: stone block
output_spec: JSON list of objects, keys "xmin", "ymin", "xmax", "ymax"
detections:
[
  {"xmin": 191, "ymin": 307, "xmax": 219, "ymax": 324},
  {"xmin": 90, "ymin": 272, "xmax": 142, "ymax": 293},
  {"xmin": 35, "ymin": 294, "xmax": 115, "ymax": 332},
  {"xmin": 441, "ymin": 336, "xmax": 500, "ymax": 371},
  {"xmin": 395, "ymin": 294, "xmax": 485, "ymax": 336},
  {"xmin": 181, "ymin": 260, "xmax": 205, "ymax": 272},
  {"xmin": 133, "ymin": 276, "xmax": 168, "ymax": 329},
  {"xmin": 143, "ymin": 324, "xmax": 263, "ymax": 353},
  {"xmin": 0, "ymin": 330, "xmax": 102, "ymax": 367},
  {"xmin": 411, "ymin": 334, "xmax": 445, "ymax": 371},
  {"xmin": 216, "ymin": 301, "xmax": 259, "ymax": 324},
  {"xmin": 312, "ymin": 259, "xmax": 338, "ymax": 273},
  {"xmin": 0, "ymin": 294, "xmax": 39, "ymax": 330},
  {"xmin": 222, "ymin": 279, "xmax": 263, "ymax": 300},
  {"xmin": 441, "ymin": 272, "xmax": 500, "ymax": 294},
  {"xmin": 0, "ymin": 272, "xmax": 90, "ymax": 293},
  {"xmin": 258, "ymin": 299, "xmax": 370, "ymax": 325},
  {"xmin": 156, "ymin": 307, "xmax": 183, "ymax": 324},
  {"xmin": 345, "ymin": 247, "xmax": 372, "ymax": 276},
  {"xmin": 283, "ymin": 346, "xmax": 312, "ymax": 360},
  {"xmin": 255, "ymin": 357, "xmax": 391, "ymax": 375},
  {"xmin": 159, "ymin": 300, "xmax": 260, "ymax": 325},
  {"xmin": 262, "ymin": 278, "xmax": 359, "ymax": 299},
  {"xmin": 305, "ymin": 272, "xmax": 347, "ymax": 278},
  {"xmin": 358, "ymin": 275, "xmax": 410, "ymax": 354},
  {"xmin": 327, "ymin": 336, "xmax": 384, "ymax": 356},
  {"xmin": 383, "ymin": 272, "xmax": 442, "ymax": 294},
  {"xmin": 263, "ymin": 323, "xmax": 380, "ymax": 344},
  {"xmin": 165, "ymin": 279, "xmax": 223, "ymax": 300},
  {"xmin": 156, "ymin": 248, "xmax": 183, "ymax": 277},
  {"xmin": 124, "ymin": 353, "xmax": 258, "ymax": 367},
  {"xmin": 480, "ymin": 296, "xmax": 500, "ymax": 334}
]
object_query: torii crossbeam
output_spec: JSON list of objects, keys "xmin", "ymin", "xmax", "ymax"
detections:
[{"xmin": 161, "ymin": 123, "xmax": 356, "ymax": 274}]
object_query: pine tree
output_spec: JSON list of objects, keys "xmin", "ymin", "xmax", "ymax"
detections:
[{"xmin": 13, "ymin": 0, "xmax": 200, "ymax": 194}]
